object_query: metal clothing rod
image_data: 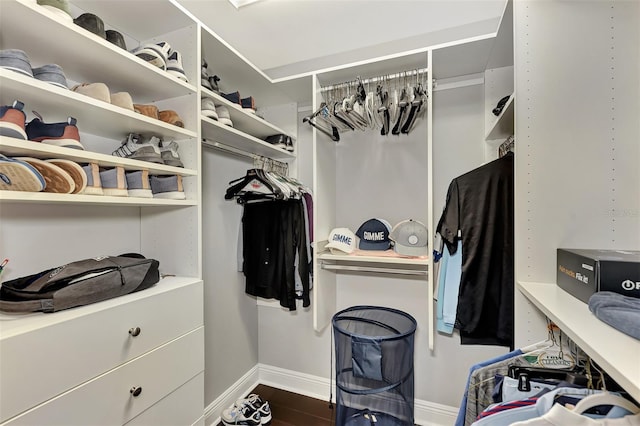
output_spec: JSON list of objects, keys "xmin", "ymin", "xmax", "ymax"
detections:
[
  {"xmin": 320, "ymin": 263, "xmax": 427, "ymax": 276},
  {"xmin": 202, "ymin": 139, "xmax": 256, "ymax": 161},
  {"xmin": 320, "ymin": 67, "xmax": 429, "ymax": 92},
  {"xmin": 202, "ymin": 139, "xmax": 289, "ymax": 175}
]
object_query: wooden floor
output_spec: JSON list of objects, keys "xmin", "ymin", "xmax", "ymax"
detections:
[{"xmin": 219, "ymin": 384, "xmax": 335, "ymax": 426}]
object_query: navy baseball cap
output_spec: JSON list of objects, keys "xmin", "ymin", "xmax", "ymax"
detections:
[{"xmin": 355, "ymin": 218, "xmax": 392, "ymax": 250}]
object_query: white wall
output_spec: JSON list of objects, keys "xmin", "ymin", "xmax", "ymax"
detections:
[
  {"xmin": 513, "ymin": 0, "xmax": 640, "ymax": 347},
  {"xmin": 202, "ymin": 149, "xmax": 259, "ymax": 405}
]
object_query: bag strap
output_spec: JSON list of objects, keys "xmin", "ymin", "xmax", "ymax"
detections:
[{"xmin": 0, "ymin": 298, "xmax": 53, "ymax": 313}]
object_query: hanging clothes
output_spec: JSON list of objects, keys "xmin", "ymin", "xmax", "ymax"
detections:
[
  {"xmin": 436, "ymin": 152, "xmax": 514, "ymax": 348},
  {"xmin": 227, "ymin": 167, "xmax": 313, "ymax": 310}
]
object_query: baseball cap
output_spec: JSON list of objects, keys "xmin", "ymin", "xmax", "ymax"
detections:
[
  {"xmin": 325, "ymin": 228, "xmax": 357, "ymax": 254},
  {"xmin": 390, "ymin": 219, "xmax": 429, "ymax": 257},
  {"xmin": 355, "ymin": 218, "xmax": 392, "ymax": 250}
]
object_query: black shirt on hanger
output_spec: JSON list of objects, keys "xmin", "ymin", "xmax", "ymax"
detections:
[{"xmin": 437, "ymin": 152, "xmax": 514, "ymax": 348}]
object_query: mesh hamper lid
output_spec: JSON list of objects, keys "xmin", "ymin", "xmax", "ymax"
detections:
[{"xmin": 332, "ymin": 305, "xmax": 417, "ymax": 340}]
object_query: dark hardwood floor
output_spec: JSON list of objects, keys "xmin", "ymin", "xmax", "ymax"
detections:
[{"xmin": 219, "ymin": 384, "xmax": 335, "ymax": 426}]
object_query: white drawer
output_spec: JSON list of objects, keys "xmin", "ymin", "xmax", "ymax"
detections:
[
  {"xmin": 125, "ymin": 372, "xmax": 204, "ymax": 426},
  {"xmin": 0, "ymin": 278, "xmax": 203, "ymax": 423},
  {"xmin": 2, "ymin": 327, "xmax": 204, "ymax": 426}
]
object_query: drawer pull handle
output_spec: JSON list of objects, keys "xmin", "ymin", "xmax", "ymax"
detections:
[
  {"xmin": 130, "ymin": 386, "xmax": 142, "ymax": 397},
  {"xmin": 129, "ymin": 327, "xmax": 141, "ymax": 337}
]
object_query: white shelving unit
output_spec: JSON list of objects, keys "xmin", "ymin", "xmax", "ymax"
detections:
[
  {"xmin": 485, "ymin": 93, "xmax": 514, "ymax": 140},
  {"xmin": 201, "ymin": 116, "xmax": 295, "ymax": 160},
  {"xmin": 0, "ymin": 0, "xmax": 204, "ymax": 423},
  {"xmin": 518, "ymin": 282, "xmax": 640, "ymax": 402},
  {"xmin": 0, "ymin": 136, "xmax": 197, "ymax": 176},
  {"xmin": 202, "ymin": 87, "xmax": 295, "ymax": 141}
]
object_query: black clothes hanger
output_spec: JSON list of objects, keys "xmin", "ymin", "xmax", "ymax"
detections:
[
  {"xmin": 224, "ymin": 169, "xmax": 283, "ymax": 201},
  {"xmin": 377, "ymin": 84, "xmax": 390, "ymax": 135},
  {"xmin": 302, "ymin": 114, "xmax": 340, "ymax": 142},
  {"xmin": 391, "ymin": 86, "xmax": 409, "ymax": 135}
]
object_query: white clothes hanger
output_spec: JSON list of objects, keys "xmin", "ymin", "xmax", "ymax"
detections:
[{"xmin": 573, "ymin": 393, "xmax": 640, "ymax": 415}]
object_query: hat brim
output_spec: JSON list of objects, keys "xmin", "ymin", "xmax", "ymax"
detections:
[
  {"xmin": 394, "ymin": 244, "xmax": 428, "ymax": 257},
  {"xmin": 358, "ymin": 240, "xmax": 391, "ymax": 251},
  {"xmin": 325, "ymin": 242, "xmax": 354, "ymax": 254}
]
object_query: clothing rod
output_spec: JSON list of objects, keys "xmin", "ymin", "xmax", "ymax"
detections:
[
  {"xmin": 202, "ymin": 139, "xmax": 256, "ymax": 161},
  {"xmin": 320, "ymin": 67, "xmax": 429, "ymax": 92},
  {"xmin": 320, "ymin": 263, "xmax": 427, "ymax": 276}
]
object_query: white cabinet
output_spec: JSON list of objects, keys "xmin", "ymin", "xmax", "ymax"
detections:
[{"xmin": 0, "ymin": 0, "xmax": 204, "ymax": 423}]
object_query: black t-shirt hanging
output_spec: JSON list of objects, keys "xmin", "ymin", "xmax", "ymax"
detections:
[{"xmin": 436, "ymin": 152, "xmax": 514, "ymax": 348}]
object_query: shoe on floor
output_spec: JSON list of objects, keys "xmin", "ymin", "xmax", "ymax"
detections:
[
  {"xmin": 25, "ymin": 114, "xmax": 84, "ymax": 150},
  {"xmin": 72, "ymin": 82, "xmax": 111, "ymax": 103},
  {"xmin": 0, "ymin": 49, "xmax": 33, "ymax": 77},
  {"xmin": 125, "ymin": 170, "xmax": 152, "ymax": 198},
  {"xmin": 166, "ymin": 50, "xmax": 188, "ymax": 83},
  {"xmin": 150, "ymin": 174, "xmax": 186, "ymax": 200},
  {"xmin": 112, "ymin": 133, "xmax": 164, "ymax": 164},
  {"xmin": 242, "ymin": 394, "xmax": 272, "ymax": 425},
  {"xmin": 46, "ymin": 159, "xmax": 86, "ymax": 194},
  {"xmin": 15, "ymin": 157, "xmax": 75, "ymax": 194},
  {"xmin": 0, "ymin": 100, "xmax": 28, "ymax": 140},
  {"xmin": 0, "ymin": 154, "xmax": 45, "ymax": 192},
  {"xmin": 159, "ymin": 140, "xmax": 184, "ymax": 168},
  {"xmin": 32, "ymin": 64, "xmax": 68, "ymax": 89},
  {"xmin": 201, "ymin": 97, "xmax": 218, "ymax": 120},
  {"xmin": 134, "ymin": 104, "xmax": 159, "ymax": 119},
  {"xmin": 81, "ymin": 163, "xmax": 103, "ymax": 195},
  {"xmin": 159, "ymin": 110, "xmax": 184, "ymax": 128},
  {"xmin": 99, "ymin": 166, "xmax": 128, "ymax": 197},
  {"xmin": 221, "ymin": 400, "xmax": 262, "ymax": 426}
]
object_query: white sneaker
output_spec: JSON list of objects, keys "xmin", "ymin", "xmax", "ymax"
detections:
[
  {"xmin": 159, "ymin": 140, "xmax": 184, "ymax": 168},
  {"xmin": 166, "ymin": 50, "xmax": 188, "ymax": 82},
  {"xmin": 112, "ymin": 133, "xmax": 164, "ymax": 164},
  {"xmin": 201, "ymin": 97, "xmax": 219, "ymax": 120}
]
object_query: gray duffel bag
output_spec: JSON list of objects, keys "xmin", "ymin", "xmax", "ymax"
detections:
[{"xmin": 0, "ymin": 254, "xmax": 160, "ymax": 313}]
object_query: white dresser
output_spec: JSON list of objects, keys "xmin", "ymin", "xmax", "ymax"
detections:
[{"xmin": 0, "ymin": 278, "xmax": 204, "ymax": 425}]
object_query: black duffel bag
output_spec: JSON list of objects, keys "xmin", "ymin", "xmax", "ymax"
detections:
[{"xmin": 0, "ymin": 254, "xmax": 160, "ymax": 313}]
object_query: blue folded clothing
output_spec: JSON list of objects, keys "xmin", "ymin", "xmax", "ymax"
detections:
[{"xmin": 588, "ymin": 291, "xmax": 640, "ymax": 340}]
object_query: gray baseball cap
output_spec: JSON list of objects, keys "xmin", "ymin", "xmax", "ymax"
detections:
[{"xmin": 390, "ymin": 219, "xmax": 429, "ymax": 257}]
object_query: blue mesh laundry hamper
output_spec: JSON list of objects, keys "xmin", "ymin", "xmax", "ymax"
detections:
[{"xmin": 332, "ymin": 306, "xmax": 417, "ymax": 426}]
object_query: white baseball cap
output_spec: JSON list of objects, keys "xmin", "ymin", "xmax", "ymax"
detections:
[
  {"xmin": 325, "ymin": 228, "xmax": 357, "ymax": 254},
  {"xmin": 390, "ymin": 219, "xmax": 429, "ymax": 257}
]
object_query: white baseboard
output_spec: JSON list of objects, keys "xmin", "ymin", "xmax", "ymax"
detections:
[
  {"xmin": 204, "ymin": 365, "xmax": 260, "ymax": 426},
  {"xmin": 257, "ymin": 364, "xmax": 458, "ymax": 426}
]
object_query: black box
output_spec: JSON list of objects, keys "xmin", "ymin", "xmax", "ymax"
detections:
[{"xmin": 557, "ymin": 249, "xmax": 640, "ymax": 303}]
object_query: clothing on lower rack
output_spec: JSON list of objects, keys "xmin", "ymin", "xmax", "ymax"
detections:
[{"xmin": 241, "ymin": 198, "xmax": 310, "ymax": 310}]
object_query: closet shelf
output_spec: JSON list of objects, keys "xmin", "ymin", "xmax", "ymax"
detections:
[
  {"xmin": 0, "ymin": 70, "xmax": 197, "ymax": 141},
  {"xmin": 0, "ymin": 0, "xmax": 196, "ymax": 103},
  {"xmin": 485, "ymin": 93, "xmax": 514, "ymax": 141},
  {"xmin": 0, "ymin": 137, "xmax": 197, "ymax": 176},
  {"xmin": 201, "ymin": 87, "xmax": 295, "ymax": 141},
  {"xmin": 201, "ymin": 116, "xmax": 295, "ymax": 160},
  {"xmin": 318, "ymin": 251, "xmax": 428, "ymax": 276},
  {"xmin": 0, "ymin": 191, "xmax": 197, "ymax": 206},
  {"xmin": 518, "ymin": 281, "xmax": 640, "ymax": 402}
]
